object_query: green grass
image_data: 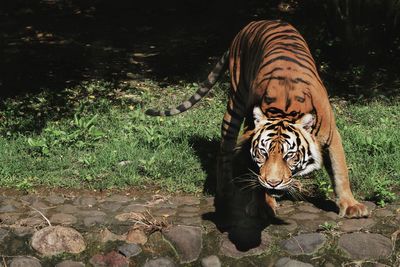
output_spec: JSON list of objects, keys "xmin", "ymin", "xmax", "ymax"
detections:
[{"xmin": 0, "ymin": 80, "xmax": 399, "ymax": 203}]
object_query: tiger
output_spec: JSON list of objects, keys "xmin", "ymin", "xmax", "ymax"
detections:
[{"xmin": 145, "ymin": 20, "xmax": 369, "ymax": 218}]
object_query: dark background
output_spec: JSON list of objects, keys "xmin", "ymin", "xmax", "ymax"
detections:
[{"xmin": 1, "ymin": 0, "xmax": 399, "ymax": 99}]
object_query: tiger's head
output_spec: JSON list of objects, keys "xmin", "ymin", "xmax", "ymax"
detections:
[{"xmin": 250, "ymin": 107, "xmax": 322, "ymax": 195}]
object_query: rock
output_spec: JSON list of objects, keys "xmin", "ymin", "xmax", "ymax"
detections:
[
  {"xmin": 374, "ymin": 209, "xmax": 393, "ymax": 217},
  {"xmin": 274, "ymin": 257, "xmax": 313, "ymax": 267},
  {"xmin": 0, "ymin": 228, "xmax": 10, "ymax": 242},
  {"xmin": 78, "ymin": 210, "xmax": 106, "ymax": 217},
  {"xmin": 83, "ymin": 216, "xmax": 107, "ymax": 227},
  {"xmin": 325, "ymin": 212, "xmax": 339, "ymax": 220},
  {"xmin": 56, "ymin": 204, "xmax": 80, "ymax": 214},
  {"xmin": 201, "ymin": 255, "xmax": 221, "ymax": 267},
  {"xmin": 9, "ymin": 256, "xmax": 42, "ymax": 267},
  {"xmin": 13, "ymin": 226, "xmax": 34, "ymax": 236},
  {"xmin": 46, "ymin": 194, "xmax": 65, "ymax": 205},
  {"xmin": 290, "ymin": 213, "xmax": 319, "ymax": 220},
  {"xmin": 179, "ymin": 205, "xmax": 200, "ymax": 213},
  {"xmin": 163, "ymin": 225, "xmax": 202, "ymax": 263},
  {"xmin": 115, "ymin": 212, "xmax": 140, "ymax": 222},
  {"xmin": 151, "ymin": 207, "xmax": 176, "ymax": 217},
  {"xmin": 20, "ymin": 195, "xmax": 39, "ymax": 204},
  {"xmin": 105, "ymin": 195, "xmax": 130, "ymax": 203},
  {"xmin": 362, "ymin": 201, "xmax": 376, "ymax": 211},
  {"xmin": 0, "ymin": 213, "xmax": 21, "ymax": 224},
  {"xmin": 220, "ymin": 231, "xmax": 271, "ymax": 259},
  {"xmin": 122, "ymin": 204, "xmax": 147, "ymax": 213},
  {"xmin": 73, "ymin": 196, "xmax": 97, "ymax": 207},
  {"xmin": 338, "ymin": 233, "xmax": 392, "ymax": 260},
  {"xmin": 143, "ymin": 257, "xmax": 176, "ymax": 267},
  {"xmin": 99, "ymin": 228, "xmax": 125, "ymax": 243},
  {"xmin": 276, "ymin": 207, "xmax": 295, "ymax": 215},
  {"xmin": 178, "ymin": 216, "xmax": 202, "ymax": 226},
  {"xmin": 55, "ymin": 260, "xmax": 85, "ymax": 267},
  {"xmin": 126, "ymin": 229, "xmax": 148, "ymax": 244},
  {"xmin": 118, "ymin": 243, "xmax": 142, "ymax": 258},
  {"xmin": 171, "ymin": 196, "xmax": 200, "ymax": 206},
  {"xmin": 15, "ymin": 217, "xmax": 45, "ymax": 228},
  {"xmin": 31, "ymin": 226, "xmax": 86, "ymax": 256},
  {"xmin": 0, "ymin": 204, "xmax": 16, "ymax": 212},
  {"xmin": 90, "ymin": 251, "xmax": 129, "ymax": 267},
  {"xmin": 99, "ymin": 202, "xmax": 122, "ymax": 212},
  {"xmin": 282, "ymin": 219, "xmax": 298, "ymax": 232},
  {"xmin": 177, "ymin": 212, "xmax": 198, "ymax": 218},
  {"xmin": 338, "ymin": 218, "xmax": 376, "ymax": 232},
  {"xmin": 50, "ymin": 213, "xmax": 78, "ymax": 225},
  {"xmin": 280, "ymin": 233, "xmax": 326, "ymax": 255},
  {"xmin": 297, "ymin": 205, "xmax": 321, "ymax": 214}
]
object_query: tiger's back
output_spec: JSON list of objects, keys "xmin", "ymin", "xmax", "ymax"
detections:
[{"xmin": 225, "ymin": 20, "xmax": 333, "ymax": 141}]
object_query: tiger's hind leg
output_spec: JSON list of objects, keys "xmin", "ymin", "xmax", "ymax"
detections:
[{"xmin": 325, "ymin": 129, "xmax": 369, "ymax": 218}]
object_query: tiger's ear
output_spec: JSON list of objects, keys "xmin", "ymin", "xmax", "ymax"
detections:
[
  {"xmin": 253, "ymin": 106, "xmax": 267, "ymax": 128},
  {"xmin": 298, "ymin": 113, "xmax": 315, "ymax": 133}
]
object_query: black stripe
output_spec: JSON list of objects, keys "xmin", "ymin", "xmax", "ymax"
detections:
[
  {"xmin": 259, "ymin": 55, "xmax": 319, "ymax": 80},
  {"xmin": 222, "ymin": 119, "xmax": 241, "ymax": 130}
]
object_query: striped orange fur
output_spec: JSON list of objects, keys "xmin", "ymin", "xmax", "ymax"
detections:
[{"xmin": 146, "ymin": 20, "xmax": 369, "ymax": 218}]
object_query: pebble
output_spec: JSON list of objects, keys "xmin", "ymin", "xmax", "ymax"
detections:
[
  {"xmin": 280, "ymin": 233, "xmax": 326, "ymax": 255},
  {"xmin": 297, "ymin": 205, "xmax": 321, "ymax": 214},
  {"xmin": 126, "ymin": 229, "xmax": 148, "ymax": 244},
  {"xmin": 0, "ymin": 204, "xmax": 17, "ymax": 213},
  {"xmin": 31, "ymin": 226, "xmax": 86, "ymax": 256},
  {"xmin": 290, "ymin": 213, "xmax": 319, "ymax": 220},
  {"xmin": 73, "ymin": 196, "xmax": 97, "ymax": 207},
  {"xmin": 90, "ymin": 251, "xmax": 129, "ymax": 267},
  {"xmin": 9, "ymin": 256, "xmax": 42, "ymax": 267},
  {"xmin": 374, "ymin": 209, "xmax": 393, "ymax": 217},
  {"xmin": 151, "ymin": 207, "xmax": 176, "ymax": 217},
  {"xmin": 362, "ymin": 201, "xmax": 377, "ymax": 211},
  {"xmin": 201, "ymin": 255, "xmax": 221, "ymax": 267},
  {"xmin": 274, "ymin": 257, "xmax": 314, "ymax": 267},
  {"xmin": 50, "ymin": 213, "xmax": 78, "ymax": 225},
  {"xmin": 171, "ymin": 196, "xmax": 200, "ymax": 206},
  {"xmin": 99, "ymin": 202, "xmax": 122, "ymax": 212},
  {"xmin": 179, "ymin": 205, "xmax": 200, "ymax": 213},
  {"xmin": 163, "ymin": 225, "xmax": 202, "ymax": 263},
  {"xmin": 122, "ymin": 204, "xmax": 147, "ymax": 213},
  {"xmin": 276, "ymin": 207, "xmax": 295, "ymax": 215},
  {"xmin": 83, "ymin": 216, "xmax": 107, "ymax": 227},
  {"xmin": 220, "ymin": 231, "xmax": 271, "ymax": 259},
  {"xmin": 56, "ymin": 204, "xmax": 80, "ymax": 214},
  {"xmin": 143, "ymin": 257, "xmax": 176, "ymax": 267},
  {"xmin": 118, "ymin": 243, "xmax": 142, "ymax": 258},
  {"xmin": 0, "ymin": 228, "xmax": 10, "ymax": 242},
  {"xmin": 338, "ymin": 218, "xmax": 376, "ymax": 232},
  {"xmin": 46, "ymin": 194, "xmax": 65, "ymax": 205},
  {"xmin": 105, "ymin": 195, "xmax": 130, "ymax": 203},
  {"xmin": 55, "ymin": 260, "xmax": 85, "ymax": 267},
  {"xmin": 338, "ymin": 233, "xmax": 392, "ymax": 260}
]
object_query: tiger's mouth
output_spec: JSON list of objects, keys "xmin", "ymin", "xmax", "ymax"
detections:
[{"xmin": 266, "ymin": 188, "xmax": 285, "ymax": 198}]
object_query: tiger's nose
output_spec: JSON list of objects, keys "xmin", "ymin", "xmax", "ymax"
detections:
[{"xmin": 267, "ymin": 179, "xmax": 282, "ymax": 188}]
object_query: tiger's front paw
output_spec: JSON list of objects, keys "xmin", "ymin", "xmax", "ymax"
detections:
[{"xmin": 338, "ymin": 199, "xmax": 369, "ymax": 218}]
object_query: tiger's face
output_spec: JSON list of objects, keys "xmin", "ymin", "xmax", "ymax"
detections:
[{"xmin": 250, "ymin": 107, "xmax": 322, "ymax": 195}]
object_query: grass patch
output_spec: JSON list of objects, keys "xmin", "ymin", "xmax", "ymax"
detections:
[{"xmin": 0, "ymin": 80, "xmax": 398, "ymax": 203}]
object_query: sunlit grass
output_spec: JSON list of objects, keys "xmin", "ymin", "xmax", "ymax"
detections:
[{"xmin": 0, "ymin": 80, "xmax": 398, "ymax": 204}]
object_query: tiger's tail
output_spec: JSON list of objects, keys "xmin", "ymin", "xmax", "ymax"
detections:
[{"xmin": 145, "ymin": 50, "xmax": 229, "ymax": 116}]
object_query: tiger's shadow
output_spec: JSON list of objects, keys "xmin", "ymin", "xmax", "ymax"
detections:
[
  {"xmin": 190, "ymin": 136, "xmax": 286, "ymax": 252},
  {"xmin": 190, "ymin": 136, "xmax": 339, "ymax": 252}
]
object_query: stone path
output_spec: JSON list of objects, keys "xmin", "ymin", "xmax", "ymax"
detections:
[{"xmin": 0, "ymin": 189, "xmax": 399, "ymax": 266}]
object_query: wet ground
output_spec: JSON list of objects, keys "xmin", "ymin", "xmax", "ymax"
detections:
[{"xmin": 0, "ymin": 188, "xmax": 399, "ymax": 267}]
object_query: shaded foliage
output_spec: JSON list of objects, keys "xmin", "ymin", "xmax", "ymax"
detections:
[{"xmin": 1, "ymin": 0, "xmax": 399, "ymax": 98}]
